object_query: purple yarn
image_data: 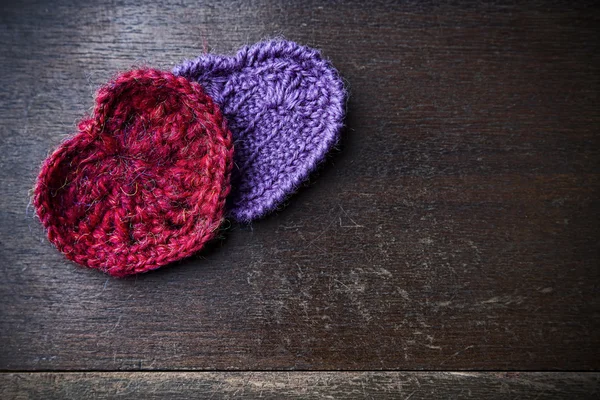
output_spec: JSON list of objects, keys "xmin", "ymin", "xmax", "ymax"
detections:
[{"xmin": 174, "ymin": 40, "xmax": 345, "ymax": 222}]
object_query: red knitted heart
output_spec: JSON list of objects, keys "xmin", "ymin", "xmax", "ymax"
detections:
[{"xmin": 34, "ymin": 69, "xmax": 233, "ymax": 277}]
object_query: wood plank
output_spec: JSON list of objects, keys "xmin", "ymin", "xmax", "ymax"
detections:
[
  {"xmin": 2, "ymin": 372, "xmax": 599, "ymax": 399},
  {"xmin": 0, "ymin": 0, "xmax": 599, "ymax": 370}
]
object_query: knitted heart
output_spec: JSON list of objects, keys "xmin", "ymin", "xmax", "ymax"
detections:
[
  {"xmin": 34, "ymin": 69, "xmax": 233, "ymax": 277},
  {"xmin": 174, "ymin": 40, "xmax": 345, "ymax": 222}
]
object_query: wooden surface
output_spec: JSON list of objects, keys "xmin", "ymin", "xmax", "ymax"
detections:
[
  {"xmin": 1, "ymin": 0, "xmax": 599, "ymax": 398},
  {"xmin": 2, "ymin": 372, "xmax": 599, "ymax": 399}
]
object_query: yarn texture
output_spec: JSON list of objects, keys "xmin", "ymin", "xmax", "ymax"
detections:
[
  {"xmin": 174, "ymin": 40, "xmax": 345, "ymax": 222},
  {"xmin": 34, "ymin": 69, "xmax": 233, "ymax": 277}
]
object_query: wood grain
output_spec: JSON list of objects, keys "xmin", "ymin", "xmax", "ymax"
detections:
[
  {"xmin": 0, "ymin": 0, "xmax": 599, "ymax": 372},
  {"xmin": 2, "ymin": 372, "xmax": 599, "ymax": 399}
]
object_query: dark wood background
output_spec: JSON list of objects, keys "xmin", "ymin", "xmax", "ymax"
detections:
[{"xmin": 1, "ymin": 0, "xmax": 599, "ymax": 398}]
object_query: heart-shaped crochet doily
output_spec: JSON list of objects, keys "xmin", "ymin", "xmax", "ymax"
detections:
[
  {"xmin": 34, "ymin": 69, "xmax": 233, "ymax": 277},
  {"xmin": 174, "ymin": 40, "xmax": 345, "ymax": 222}
]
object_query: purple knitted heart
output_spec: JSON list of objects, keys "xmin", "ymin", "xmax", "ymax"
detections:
[{"xmin": 174, "ymin": 40, "xmax": 345, "ymax": 222}]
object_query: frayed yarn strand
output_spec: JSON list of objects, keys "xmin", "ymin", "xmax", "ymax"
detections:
[
  {"xmin": 34, "ymin": 69, "xmax": 233, "ymax": 277},
  {"xmin": 174, "ymin": 39, "xmax": 346, "ymax": 222}
]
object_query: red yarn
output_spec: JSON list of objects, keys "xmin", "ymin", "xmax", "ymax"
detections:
[{"xmin": 34, "ymin": 69, "xmax": 233, "ymax": 277}]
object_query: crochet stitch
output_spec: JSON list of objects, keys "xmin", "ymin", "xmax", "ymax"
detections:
[
  {"xmin": 34, "ymin": 69, "xmax": 233, "ymax": 277},
  {"xmin": 174, "ymin": 40, "xmax": 345, "ymax": 222}
]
